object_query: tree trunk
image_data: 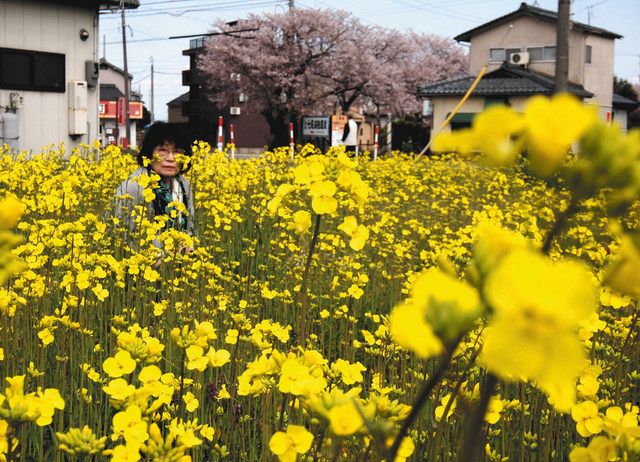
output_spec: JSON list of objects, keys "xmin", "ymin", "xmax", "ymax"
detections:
[{"xmin": 263, "ymin": 110, "xmax": 290, "ymax": 150}]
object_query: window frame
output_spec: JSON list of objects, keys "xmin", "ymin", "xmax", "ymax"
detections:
[
  {"xmin": 0, "ymin": 47, "xmax": 66, "ymax": 93},
  {"xmin": 489, "ymin": 48, "xmax": 506, "ymax": 63},
  {"xmin": 585, "ymin": 45, "xmax": 592, "ymax": 64}
]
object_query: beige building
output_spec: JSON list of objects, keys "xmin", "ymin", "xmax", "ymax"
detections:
[
  {"xmin": 418, "ymin": 2, "xmax": 626, "ymax": 134},
  {"xmin": 0, "ymin": 0, "xmax": 138, "ymax": 152}
]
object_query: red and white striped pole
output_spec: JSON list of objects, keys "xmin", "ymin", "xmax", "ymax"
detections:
[
  {"xmin": 217, "ymin": 116, "xmax": 223, "ymax": 152},
  {"xmin": 373, "ymin": 125, "xmax": 379, "ymax": 161},
  {"xmin": 289, "ymin": 122, "xmax": 295, "ymax": 161},
  {"xmin": 229, "ymin": 123, "xmax": 236, "ymax": 159}
]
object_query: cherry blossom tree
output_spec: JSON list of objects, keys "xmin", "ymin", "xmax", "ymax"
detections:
[{"xmin": 198, "ymin": 9, "xmax": 468, "ymax": 147}]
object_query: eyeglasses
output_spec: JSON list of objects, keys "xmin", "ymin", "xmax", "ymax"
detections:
[{"xmin": 153, "ymin": 147, "xmax": 186, "ymax": 158}]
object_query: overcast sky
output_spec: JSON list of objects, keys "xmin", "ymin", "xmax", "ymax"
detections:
[{"xmin": 98, "ymin": 0, "xmax": 640, "ymax": 121}]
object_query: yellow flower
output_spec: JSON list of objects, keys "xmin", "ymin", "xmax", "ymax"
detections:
[
  {"xmin": 103, "ymin": 378, "xmax": 136, "ymax": 401},
  {"xmin": 484, "ymin": 397, "xmax": 503, "ymax": 424},
  {"xmin": 384, "ymin": 436, "xmax": 415, "ymax": 462},
  {"xmin": 472, "ymin": 105, "xmax": 525, "ymax": 167},
  {"xmin": 0, "ymin": 195, "xmax": 25, "ymax": 230},
  {"xmin": 604, "ymin": 234, "xmax": 640, "ymax": 297},
  {"xmin": 269, "ymin": 425, "xmax": 314, "ymax": 462},
  {"xmin": 138, "ymin": 365, "xmax": 162, "ymax": 383},
  {"xmin": 434, "ymin": 394, "xmax": 456, "ymax": 421},
  {"xmin": 112, "ymin": 405, "xmax": 148, "ymax": 444},
  {"xmin": 331, "ymin": 359, "xmax": 366, "ymax": 386},
  {"xmin": 328, "ymin": 401, "xmax": 364, "ymax": 436},
  {"xmin": 431, "ymin": 128, "xmax": 476, "ymax": 156},
  {"xmin": 337, "ymin": 216, "xmax": 358, "ymax": 236},
  {"xmin": 481, "ymin": 249, "xmax": 597, "ymax": 412},
  {"xmin": 206, "ymin": 347, "xmax": 231, "ymax": 367},
  {"xmin": 389, "ymin": 301, "xmax": 442, "ymax": 359},
  {"xmin": 390, "ymin": 268, "xmax": 481, "ymax": 356},
  {"xmin": 349, "ymin": 225, "xmax": 369, "ymax": 251},
  {"xmin": 183, "ymin": 392, "xmax": 199, "ymax": 412},
  {"xmin": 288, "ymin": 210, "xmax": 312, "ymax": 234},
  {"xmin": 603, "ymin": 406, "xmax": 640, "ymax": 439},
  {"xmin": 278, "ymin": 358, "xmax": 326, "ymax": 396},
  {"xmin": 186, "ymin": 345, "xmax": 208, "ymax": 372},
  {"xmin": 569, "ymin": 436, "xmax": 616, "ymax": 462},
  {"xmin": 308, "ymin": 180, "xmax": 337, "ymax": 198},
  {"xmin": 523, "ymin": 93, "xmax": 598, "ymax": 177},
  {"xmin": 311, "ymin": 196, "xmax": 337, "ymax": 215},
  {"xmin": 571, "ymin": 401, "xmax": 603, "ymax": 437},
  {"xmin": 103, "ymin": 350, "xmax": 137, "ymax": 378},
  {"xmin": 38, "ymin": 328, "xmax": 54, "ymax": 346}
]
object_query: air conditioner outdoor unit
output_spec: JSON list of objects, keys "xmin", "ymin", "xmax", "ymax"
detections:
[
  {"xmin": 509, "ymin": 52, "xmax": 530, "ymax": 65},
  {"xmin": 230, "ymin": 107, "xmax": 241, "ymax": 115}
]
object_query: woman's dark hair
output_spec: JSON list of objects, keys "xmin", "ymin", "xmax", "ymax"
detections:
[{"xmin": 138, "ymin": 122, "xmax": 193, "ymax": 173}]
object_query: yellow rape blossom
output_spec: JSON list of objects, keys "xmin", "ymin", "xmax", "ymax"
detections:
[
  {"xmin": 523, "ymin": 93, "xmax": 598, "ymax": 177},
  {"xmin": 288, "ymin": 210, "xmax": 312, "ymax": 234},
  {"xmin": 481, "ymin": 249, "xmax": 597, "ymax": 412},
  {"xmin": 103, "ymin": 350, "xmax": 137, "ymax": 378},
  {"xmin": 269, "ymin": 425, "xmax": 313, "ymax": 462}
]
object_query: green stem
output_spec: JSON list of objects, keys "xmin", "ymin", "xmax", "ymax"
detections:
[
  {"xmin": 458, "ymin": 373, "xmax": 498, "ymax": 462},
  {"xmin": 541, "ymin": 196, "xmax": 579, "ymax": 255},
  {"xmin": 387, "ymin": 337, "xmax": 462, "ymax": 462},
  {"xmin": 297, "ymin": 214, "xmax": 321, "ymax": 343}
]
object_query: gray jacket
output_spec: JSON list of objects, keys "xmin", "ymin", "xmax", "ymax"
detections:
[{"xmin": 115, "ymin": 167, "xmax": 196, "ymax": 237}]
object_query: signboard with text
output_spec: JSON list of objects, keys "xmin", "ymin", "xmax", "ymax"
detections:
[
  {"xmin": 100, "ymin": 100, "xmax": 143, "ymax": 120},
  {"xmin": 302, "ymin": 116, "xmax": 330, "ymax": 137}
]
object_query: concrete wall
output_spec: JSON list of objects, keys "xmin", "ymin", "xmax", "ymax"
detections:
[
  {"xmin": 168, "ymin": 105, "xmax": 188, "ymax": 124},
  {"xmin": 0, "ymin": 0, "xmax": 99, "ymax": 152},
  {"xmin": 583, "ymin": 34, "xmax": 614, "ymax": 116},
  {"xmin": 99, "ymin": 66, "xmax": 129, "ymax": 95}
]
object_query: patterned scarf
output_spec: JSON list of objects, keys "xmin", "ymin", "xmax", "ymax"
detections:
[{"xmin": 150, "ymin": 172, "xmax": 188, "ymax": 231}]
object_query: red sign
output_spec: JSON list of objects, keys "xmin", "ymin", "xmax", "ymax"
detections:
[
  {"xmin": 117, "ymin": 97, "xmax": 126, "ymax": 125},
  {"xmin": 100, "ymin": 100, "xmax": 143, "ymax": 120}
]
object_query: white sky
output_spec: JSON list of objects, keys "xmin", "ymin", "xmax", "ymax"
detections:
[{"xmin": 98, "ymin": 0, "xmax": 640, "ymax": 121}]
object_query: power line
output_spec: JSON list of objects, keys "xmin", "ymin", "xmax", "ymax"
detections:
[{"xmin": 100, "ymin": 0, "xmax": 285, "ymax": 18}]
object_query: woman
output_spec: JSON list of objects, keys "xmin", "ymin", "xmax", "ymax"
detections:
[{"xmin": 115, "ymin": 122, "xmax": 195, "ymax": 243}]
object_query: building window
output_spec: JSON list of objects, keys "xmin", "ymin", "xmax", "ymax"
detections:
[
  {"xmin": 543, "ymin": 46, "xmax": 556, "ymax": 61},
  {"xmin": 490, "ymin": 48, "xmax": 524, "ymax": 63},
  {"xmin": 485, "ymin": 97, "xmax": 510, "ymax": 107},
  {"xmin": 585, "ymin": 45, "xmax": 592, "ymax": 64},
  {"xmin": 490, "ymin": 48, "xmax": 506, "ymax": 63},
  {"xmin": 528, "ymin": 47, "xmax": 544, "ymax": 61},
  {"xmin": 0, "ymin": 48, "xmax": 65, "ymax": 92},
  {"xmin": 525, "ymin": 46, "xmax": 557, "ymax": 62}
]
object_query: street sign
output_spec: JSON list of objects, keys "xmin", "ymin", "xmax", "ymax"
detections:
[{"xmin": 302, "ymin": 116, "xmax": 330, "ymax": 137}]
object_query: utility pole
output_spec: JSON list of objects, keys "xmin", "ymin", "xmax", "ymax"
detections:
[
  {"xmin": 121, "ymin": 0, "xmax": 131, "ymax": 146},
  {"xmin": 103, "ymin": 34, "xmax": 106, "ymax": 59},
  {"xmin": 150, "ymin": 56, "xmax": 155, "ymax": 123},
  {"xmin": 555, "ymin": 0, "xmax": 570, "ymax": 93}
]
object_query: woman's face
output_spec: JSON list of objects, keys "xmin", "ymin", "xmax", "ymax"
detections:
[{"xmin": 150, "ymin": 142, "xmax": 184, "ymax": 178}]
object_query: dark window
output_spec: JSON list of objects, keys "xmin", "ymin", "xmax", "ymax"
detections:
[
  {"xmin": 485, "ymin": 97, "xmax": 510, "ymax": 108},
  {"xmin": 585, "ymin": 45, "xmax": 592, "ymax": 64},
  {"xmin": 0, "ymin": 48, "xmax": 65, "ymax": 92}
]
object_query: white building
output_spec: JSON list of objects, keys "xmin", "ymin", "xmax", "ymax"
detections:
[
  {"xmin": 0, "ymin": 0, "xmax": 139, "ymax": 153},
  {"xmin": 98, "ymin": 59, "xmax": 143, "ymax": 148}
]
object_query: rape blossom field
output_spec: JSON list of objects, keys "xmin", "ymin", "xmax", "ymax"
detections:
[{"xmin": 1, "ymin": 94, "xmax": 640, "ymax": 461}]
